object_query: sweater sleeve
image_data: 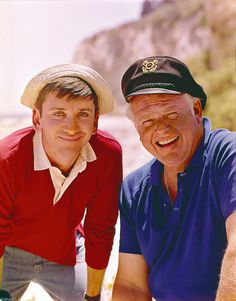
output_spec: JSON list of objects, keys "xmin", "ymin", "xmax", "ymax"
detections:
[
  {"xmin": 83, "ymin": 143, "xmax": 122, "ymax": 269},
  {"xmin": 0, "ymin": 157, "xmax": 15, "ymax": 257}
]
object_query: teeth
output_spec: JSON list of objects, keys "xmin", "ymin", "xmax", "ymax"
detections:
[{"xmin": 158, "ymin": 136, "xmax": 178, "ymax": 145}]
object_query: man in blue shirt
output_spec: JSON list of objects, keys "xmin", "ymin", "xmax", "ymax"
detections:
[{"xmin": 112, "ymin": 56, "xmax": 236, "ymax": 301}]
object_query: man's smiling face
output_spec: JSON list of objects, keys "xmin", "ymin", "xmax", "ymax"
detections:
[
  {"xmin": 33, "ymin": 92, "xmax": 98, "ymax": 173},
  {"xmin": 130, "ymin": 93, "xmax": 203, "ymax": 172}
]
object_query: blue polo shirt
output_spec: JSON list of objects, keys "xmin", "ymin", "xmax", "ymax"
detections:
[{"xmin": 119, "ymin": 118, "xmax": 236, "ymax": 301}]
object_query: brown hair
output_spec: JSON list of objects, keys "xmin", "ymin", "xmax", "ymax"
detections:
[{"xmin": 35, "ymin": 76, "xmax": 99, "ymax": 114}]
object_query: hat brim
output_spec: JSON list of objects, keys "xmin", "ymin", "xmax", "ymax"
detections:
[
  {"xmin": 126, "ymin": 88, "xmax": 181, "ymax": 100},
  {"xmin": 21, "ymin": 64, "xmax": 114, "ymax": 115}
]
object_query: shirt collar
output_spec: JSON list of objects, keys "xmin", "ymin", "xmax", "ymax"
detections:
[
  {"xmin": 33, "ymin": 130, "xmax": 96, "ymax": 171},
  {"xmin": 187, "ymin": 117, "xmax": 211, "ymax": 168}
]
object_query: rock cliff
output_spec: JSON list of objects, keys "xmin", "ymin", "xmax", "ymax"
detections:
[{"xmin": 73, "ymin": 0, "xmax": 236, "ymax": 130}]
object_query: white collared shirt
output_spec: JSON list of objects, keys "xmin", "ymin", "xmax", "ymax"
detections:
[{"xmin": 33, "ymin": 130, "xmax": 96, "ymax": 205}]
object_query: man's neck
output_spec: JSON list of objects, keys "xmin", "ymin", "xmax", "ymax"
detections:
[{"xmin": 48, "ymin": 153, "xmax": 80, "ymax": 175}]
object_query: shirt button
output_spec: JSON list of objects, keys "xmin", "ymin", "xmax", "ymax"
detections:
[
  {"xmin": 173, "ymin": 207, "xmax": 179, "ymax": 212},
  {"xmin": 163, "ymin": 203, "xmax": 167, "ymax": 207}
]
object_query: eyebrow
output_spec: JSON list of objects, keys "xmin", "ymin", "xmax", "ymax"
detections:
[{"xmin": 79, "ymin": 108, "xmax": 93, "ymax": 112}]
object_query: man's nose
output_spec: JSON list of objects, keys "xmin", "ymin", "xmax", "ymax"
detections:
[
  {"xmin": 64, "ymin": 116, "xmax": 80, "ymax": 135},
  {"xmin": 154, "ymin": 120, "xmax": 170, "ymax": 135}
]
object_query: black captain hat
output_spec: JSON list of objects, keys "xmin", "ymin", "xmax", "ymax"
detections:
[{"xmin": 121, "ymin": 56, "xmax": 207, "ymax": 109}]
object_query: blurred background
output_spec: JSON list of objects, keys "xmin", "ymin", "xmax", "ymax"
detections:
[{"xmin": 0, "ymin": 0, "xmax": 235, "ymax": 300}]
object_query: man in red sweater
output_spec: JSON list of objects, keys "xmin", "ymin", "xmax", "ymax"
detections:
[{"xmin": 0, "ymin": 64, "xmax": 122, "ymax": 301}]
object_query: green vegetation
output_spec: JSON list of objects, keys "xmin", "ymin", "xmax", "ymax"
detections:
[{"xmin": 188, "ymin": 55, "xmax": 236, "ymax": 131}]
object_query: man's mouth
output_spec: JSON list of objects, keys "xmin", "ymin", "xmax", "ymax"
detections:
[
  {"xmin": 156, "ymin": 136, "xmax": 179, "ymax": 147},
  {"xmin": 59, "ymin": 134, "xmax": 84, "ymax": 142},
  {"xmin": 61, "ymin": 137, "xmax": 80, "ymax": 141}
]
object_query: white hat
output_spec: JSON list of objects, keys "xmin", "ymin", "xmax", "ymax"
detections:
[{"xmin": 21, "ymin": 63, "xmax": 114, "ymax": 114}]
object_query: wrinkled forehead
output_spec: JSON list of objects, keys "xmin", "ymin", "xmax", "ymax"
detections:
[{"xmin": 130, "ymin": 93, "xmax": 188, "ymax": 114}]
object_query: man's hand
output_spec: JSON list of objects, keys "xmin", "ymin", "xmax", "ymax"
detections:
[
  {"xmin": 112, "ymin": 253, "xmax": 152, "ymax": 301},
  {"xmin": 84, "ymin": 265, "xmax": 105, "ymax": 300},
  {"xmin": 216, "ymin": 212, "xmax": 236, "ymax": 301}
]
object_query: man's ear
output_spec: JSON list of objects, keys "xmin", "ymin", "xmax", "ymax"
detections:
[
  {"xmin": 92, "ymin": 113, "xmax": 99, "ymax": 135},
  {"xmin": 193, "ymin": 99, "xmax": 203, "ymax": 123},
  {"xmin": 32, "ymin": 107, "xmax": 41, "ymax": 130}
]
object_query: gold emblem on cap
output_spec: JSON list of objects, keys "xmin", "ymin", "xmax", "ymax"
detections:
[{"xmin": 142, "ymin": 59, "xmax": 158, "ymax": 73}]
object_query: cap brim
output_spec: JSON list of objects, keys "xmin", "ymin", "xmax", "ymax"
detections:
[
  {"xmin": 21, "ymin": 64, "xmax": 114, "ymax": 115},
  {"xmin": 126, "ymin": 88, "xmax": 181, "ymax": 100}
]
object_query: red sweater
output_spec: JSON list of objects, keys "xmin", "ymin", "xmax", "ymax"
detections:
[{"xmin": 0, "ymin": 127, "xmax": 122, "ymax": 268}]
